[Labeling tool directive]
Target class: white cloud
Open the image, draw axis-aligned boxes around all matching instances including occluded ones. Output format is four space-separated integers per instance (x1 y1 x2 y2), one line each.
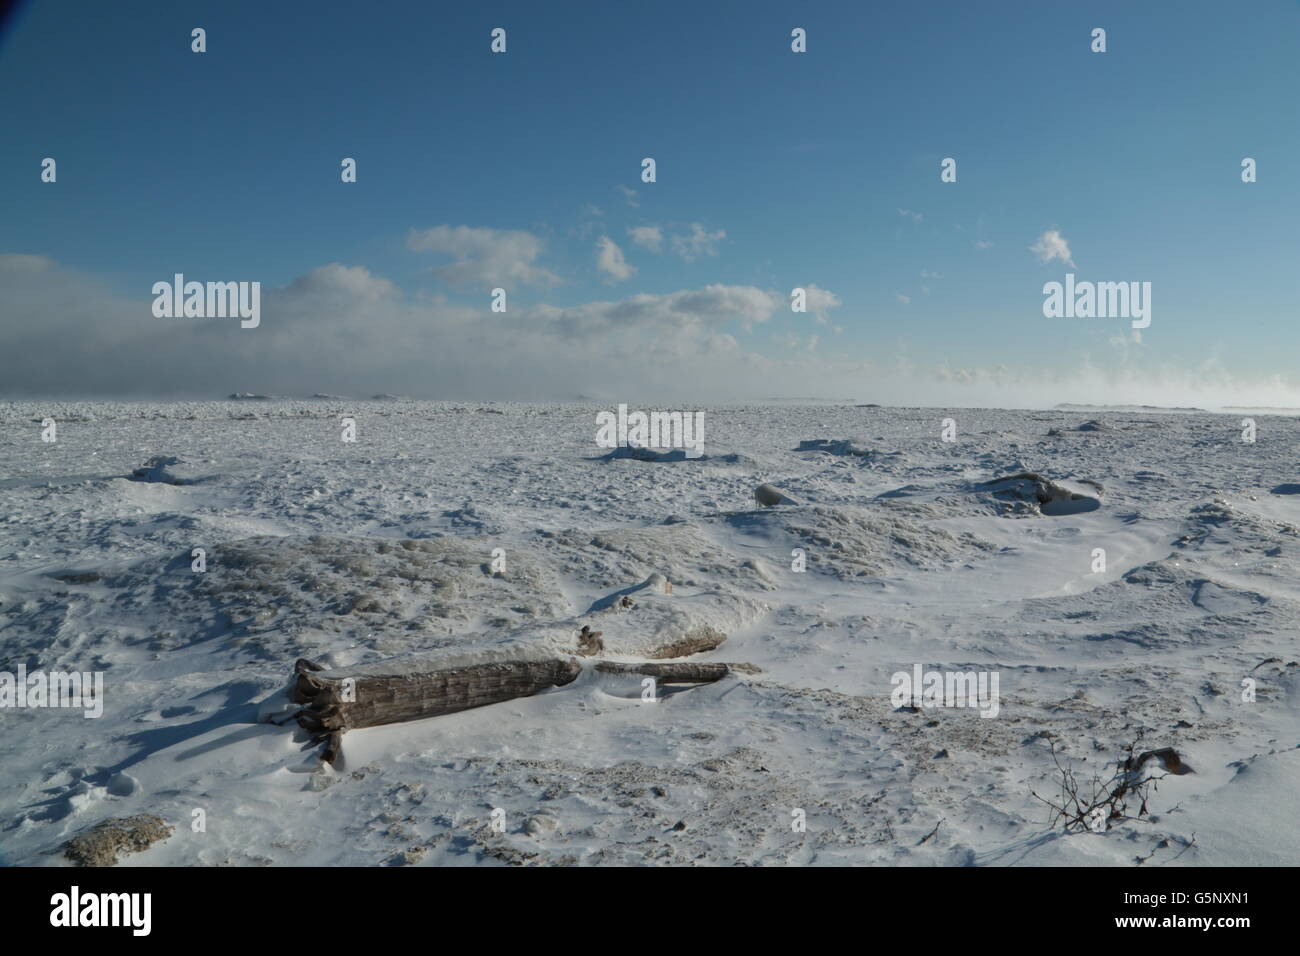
629 223 726 260
1030 229 1075 267
406 225 561 289
595 236 636 282
896 292 911 304
671 223 726 261
627 225 663 251
974 240 993 249
801 283 842 324
615 185 639 208
0 253 55 273
10 257 1294 409
898 208 923 223
280 263 399 304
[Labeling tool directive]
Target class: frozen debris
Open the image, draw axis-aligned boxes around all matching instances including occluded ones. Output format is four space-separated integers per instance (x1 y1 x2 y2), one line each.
1125 747 1194 776
128 455 196 485
599 446 753 465
980 472 1103 516
585 572 670 613
602 446 698 462
795 438 905 465
51 570 102 584
398 846 427 865
62 814 173 867
754 483 797 507
576 625 604 656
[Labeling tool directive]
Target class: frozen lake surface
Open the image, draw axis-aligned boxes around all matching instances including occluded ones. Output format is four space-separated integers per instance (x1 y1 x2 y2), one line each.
1 400 1297 866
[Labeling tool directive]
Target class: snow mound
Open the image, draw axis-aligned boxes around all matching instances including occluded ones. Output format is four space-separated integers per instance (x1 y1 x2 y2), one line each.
540 521 777 592
1170 749 1300 865
1048 420 1114 435
196 528 770 666
191 534 571 661
978 472 1103 516
723 504 997 578
585 583 768 659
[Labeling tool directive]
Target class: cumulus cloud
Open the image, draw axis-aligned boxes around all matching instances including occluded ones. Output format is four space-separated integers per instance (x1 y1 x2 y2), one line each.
615 185 639 208
671 223 726 261
595 236 636 282
630 223 725 260
627 225 663 251
896 292 911 304
800 283 842 324
406 225 561 289
898 208 923 222
1030 229 1075 267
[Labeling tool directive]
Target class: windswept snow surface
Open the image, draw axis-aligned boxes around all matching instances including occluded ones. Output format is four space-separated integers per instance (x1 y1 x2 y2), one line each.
1 400 1297 866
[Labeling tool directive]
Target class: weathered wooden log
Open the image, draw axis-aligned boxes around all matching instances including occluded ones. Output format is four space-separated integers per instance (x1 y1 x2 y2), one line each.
284 609 743 764
594 661 731 683
640 625 726 660
293 655 582 735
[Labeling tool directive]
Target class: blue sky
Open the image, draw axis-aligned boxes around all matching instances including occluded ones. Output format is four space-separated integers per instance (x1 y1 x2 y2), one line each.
1 0 1297 403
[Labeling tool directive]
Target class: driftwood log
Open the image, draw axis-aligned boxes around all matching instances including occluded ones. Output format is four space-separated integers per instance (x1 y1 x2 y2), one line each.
285 623 746 764
291 656 584 734
593 661 731 682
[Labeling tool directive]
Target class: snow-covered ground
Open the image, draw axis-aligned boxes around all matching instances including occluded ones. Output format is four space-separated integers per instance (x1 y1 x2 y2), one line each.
1 400 1297 866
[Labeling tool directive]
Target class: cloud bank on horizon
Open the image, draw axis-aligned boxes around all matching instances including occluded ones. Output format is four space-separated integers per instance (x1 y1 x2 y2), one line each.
3 251 1297 410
